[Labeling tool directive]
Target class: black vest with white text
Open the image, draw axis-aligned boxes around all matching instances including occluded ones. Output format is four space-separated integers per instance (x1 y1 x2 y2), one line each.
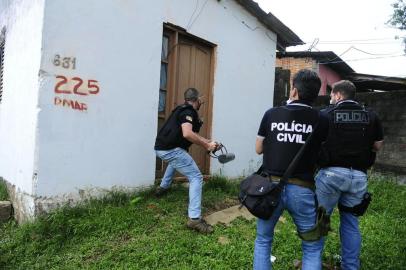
320 101 376 171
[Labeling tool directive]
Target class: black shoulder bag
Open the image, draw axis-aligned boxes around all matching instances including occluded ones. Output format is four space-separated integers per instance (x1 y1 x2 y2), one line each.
238 124 318 220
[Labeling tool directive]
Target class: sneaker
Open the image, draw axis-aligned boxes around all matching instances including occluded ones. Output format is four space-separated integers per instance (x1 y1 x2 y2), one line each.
155 186 169 197
186 218 214 234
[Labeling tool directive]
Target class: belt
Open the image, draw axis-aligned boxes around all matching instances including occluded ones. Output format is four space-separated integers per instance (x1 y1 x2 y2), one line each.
322 165 367 174
270 175 315 190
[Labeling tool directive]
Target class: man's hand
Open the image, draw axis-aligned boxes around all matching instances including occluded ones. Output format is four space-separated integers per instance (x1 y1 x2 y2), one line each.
206 141 217 152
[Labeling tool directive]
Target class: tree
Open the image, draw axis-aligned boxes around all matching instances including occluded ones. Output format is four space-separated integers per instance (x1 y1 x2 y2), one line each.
388 0 406 52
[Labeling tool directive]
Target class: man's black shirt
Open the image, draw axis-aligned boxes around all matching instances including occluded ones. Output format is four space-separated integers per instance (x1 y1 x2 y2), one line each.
155 104 202 151
257 101 329 182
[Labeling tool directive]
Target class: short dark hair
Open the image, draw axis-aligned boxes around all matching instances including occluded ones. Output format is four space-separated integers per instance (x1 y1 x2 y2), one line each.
292 69 321 103
184 88 199 101
332 80 356 100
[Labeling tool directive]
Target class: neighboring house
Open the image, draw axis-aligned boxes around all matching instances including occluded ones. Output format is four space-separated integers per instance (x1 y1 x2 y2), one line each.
275 50 406 178
0 0 302 222
274 51 406 103
274 51 355 105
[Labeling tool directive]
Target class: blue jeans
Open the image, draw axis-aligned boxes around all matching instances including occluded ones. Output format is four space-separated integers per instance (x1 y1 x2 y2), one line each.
315 167 368 270
253 184 323 270
156 148 203 219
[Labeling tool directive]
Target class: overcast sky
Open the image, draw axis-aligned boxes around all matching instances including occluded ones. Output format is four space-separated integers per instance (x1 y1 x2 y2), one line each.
255 0 406 77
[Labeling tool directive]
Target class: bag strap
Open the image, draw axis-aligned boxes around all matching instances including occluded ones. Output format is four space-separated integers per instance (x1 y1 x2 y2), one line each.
279 112 320 186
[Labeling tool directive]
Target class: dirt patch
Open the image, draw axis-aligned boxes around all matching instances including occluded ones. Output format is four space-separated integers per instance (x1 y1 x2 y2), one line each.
218 236 230 245
205 198 239 215
205 205 255 226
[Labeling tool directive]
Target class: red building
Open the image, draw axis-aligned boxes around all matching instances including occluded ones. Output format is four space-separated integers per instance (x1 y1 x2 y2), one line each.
276 51 354 96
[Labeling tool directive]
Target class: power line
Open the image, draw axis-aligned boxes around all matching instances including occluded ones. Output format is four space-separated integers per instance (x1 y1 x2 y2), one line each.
319 40 402 44
307 38 319 52
306 44 404 61
311 46 354 63
316 37 406 43
318 41 403 45
285 37 406 46
219 0 276 43
186 1 405 58
187 0 210 31
186 0 200 30
319 54 406 64
350 46 403 56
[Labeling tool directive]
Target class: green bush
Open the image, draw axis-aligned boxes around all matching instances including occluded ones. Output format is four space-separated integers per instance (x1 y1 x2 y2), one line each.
0 178 8 201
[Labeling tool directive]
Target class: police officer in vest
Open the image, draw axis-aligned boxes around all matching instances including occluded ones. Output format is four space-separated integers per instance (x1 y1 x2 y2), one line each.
154 88 217 234
254 69 329 270
315 80 384 270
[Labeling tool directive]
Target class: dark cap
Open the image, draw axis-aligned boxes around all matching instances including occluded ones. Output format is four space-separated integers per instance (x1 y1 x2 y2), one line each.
184 88 200 101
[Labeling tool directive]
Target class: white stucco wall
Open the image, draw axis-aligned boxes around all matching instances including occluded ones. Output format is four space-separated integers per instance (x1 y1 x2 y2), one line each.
36 0 163 198
0 0 44 218
8 0 277 201
36 0 276 197
162 0 277 177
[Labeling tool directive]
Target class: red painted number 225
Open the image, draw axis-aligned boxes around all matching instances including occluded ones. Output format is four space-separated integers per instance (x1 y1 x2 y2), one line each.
55 75 100 95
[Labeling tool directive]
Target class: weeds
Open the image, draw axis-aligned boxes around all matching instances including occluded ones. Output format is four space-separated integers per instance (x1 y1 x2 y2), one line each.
0 178 8 201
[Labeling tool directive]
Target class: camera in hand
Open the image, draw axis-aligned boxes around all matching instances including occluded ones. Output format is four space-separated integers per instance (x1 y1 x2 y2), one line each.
209 143 235 164
218 153 235 164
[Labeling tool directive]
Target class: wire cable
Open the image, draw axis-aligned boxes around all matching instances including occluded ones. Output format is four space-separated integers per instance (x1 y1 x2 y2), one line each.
187 0 209 31
319 54 406 64
219 0 276 43
186 0 200 31
350 46 403 56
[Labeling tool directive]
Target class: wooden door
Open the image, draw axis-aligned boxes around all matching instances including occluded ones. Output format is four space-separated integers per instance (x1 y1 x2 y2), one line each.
155 28 214 178
173 36 212 174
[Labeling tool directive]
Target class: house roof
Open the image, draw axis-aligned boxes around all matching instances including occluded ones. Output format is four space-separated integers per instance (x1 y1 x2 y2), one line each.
276 51 355 75
347 73 406 92
235 0 303 51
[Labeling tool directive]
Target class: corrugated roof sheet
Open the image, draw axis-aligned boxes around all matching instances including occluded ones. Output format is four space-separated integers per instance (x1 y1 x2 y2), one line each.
348 73 406 91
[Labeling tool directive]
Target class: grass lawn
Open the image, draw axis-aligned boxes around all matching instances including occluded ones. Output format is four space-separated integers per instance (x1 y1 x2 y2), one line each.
0 173 405 269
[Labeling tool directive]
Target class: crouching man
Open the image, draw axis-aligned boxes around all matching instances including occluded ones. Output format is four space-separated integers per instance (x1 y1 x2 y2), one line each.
154 88 217 234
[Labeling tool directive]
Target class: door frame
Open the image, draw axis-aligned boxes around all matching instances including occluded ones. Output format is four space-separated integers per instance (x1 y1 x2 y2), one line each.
160 23 217 175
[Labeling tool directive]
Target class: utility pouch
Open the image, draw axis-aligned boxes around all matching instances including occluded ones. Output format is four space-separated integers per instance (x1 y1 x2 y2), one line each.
238 173 282 220
338 192 372 217
298 206 331 241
